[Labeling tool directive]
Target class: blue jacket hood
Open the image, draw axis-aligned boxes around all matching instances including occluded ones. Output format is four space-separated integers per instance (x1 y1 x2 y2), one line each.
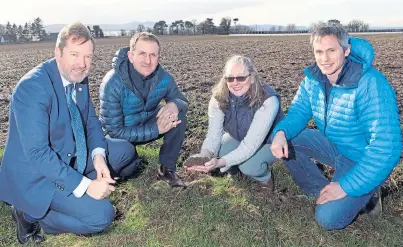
348 36 374 72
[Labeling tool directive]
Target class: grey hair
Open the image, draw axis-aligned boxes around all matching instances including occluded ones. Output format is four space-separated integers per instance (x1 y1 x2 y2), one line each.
310 23 349 51
212 55 268 110
56 22 95 52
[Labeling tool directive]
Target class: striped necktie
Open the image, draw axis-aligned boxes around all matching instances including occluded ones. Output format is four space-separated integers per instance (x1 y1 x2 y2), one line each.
66 84 87 174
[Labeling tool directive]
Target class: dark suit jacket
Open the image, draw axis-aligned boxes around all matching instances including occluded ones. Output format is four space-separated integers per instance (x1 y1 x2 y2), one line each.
0 58 106 218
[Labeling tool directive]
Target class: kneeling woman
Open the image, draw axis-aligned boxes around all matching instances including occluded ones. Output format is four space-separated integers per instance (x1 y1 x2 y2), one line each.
185 55 284 188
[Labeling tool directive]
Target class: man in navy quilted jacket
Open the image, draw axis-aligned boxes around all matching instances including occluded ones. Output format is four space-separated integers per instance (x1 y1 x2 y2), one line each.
270 23 402 230
99 32 188 187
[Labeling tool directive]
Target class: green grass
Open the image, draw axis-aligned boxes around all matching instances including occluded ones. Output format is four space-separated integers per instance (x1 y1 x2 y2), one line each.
1 147 403 246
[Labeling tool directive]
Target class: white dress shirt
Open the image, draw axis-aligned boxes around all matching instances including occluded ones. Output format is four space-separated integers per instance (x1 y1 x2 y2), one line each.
61 76 106 198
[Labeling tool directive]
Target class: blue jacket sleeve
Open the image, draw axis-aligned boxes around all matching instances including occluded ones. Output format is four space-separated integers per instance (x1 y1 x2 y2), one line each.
273 77 313 139
99 76 159 143
338 70 402 196
165 76 188 112
85 87 107 153
12 80 83 195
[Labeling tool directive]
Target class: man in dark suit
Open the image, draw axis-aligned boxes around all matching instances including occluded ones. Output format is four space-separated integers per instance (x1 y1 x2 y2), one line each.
0 22 137 244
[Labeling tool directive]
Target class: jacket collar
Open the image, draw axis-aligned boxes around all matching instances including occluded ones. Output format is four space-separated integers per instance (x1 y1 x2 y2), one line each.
304 57 363 87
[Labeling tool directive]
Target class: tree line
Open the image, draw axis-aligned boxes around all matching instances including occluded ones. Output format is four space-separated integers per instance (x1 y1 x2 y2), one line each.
0 17 46 42
0 16 385 43
314 19 370 32
120 18 373 36
119 17 248 36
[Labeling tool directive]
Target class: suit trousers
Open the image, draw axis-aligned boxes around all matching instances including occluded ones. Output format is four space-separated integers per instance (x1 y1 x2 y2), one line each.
38 137 137 235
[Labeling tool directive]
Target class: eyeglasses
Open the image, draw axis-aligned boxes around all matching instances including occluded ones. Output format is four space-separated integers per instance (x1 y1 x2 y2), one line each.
224 74 250 83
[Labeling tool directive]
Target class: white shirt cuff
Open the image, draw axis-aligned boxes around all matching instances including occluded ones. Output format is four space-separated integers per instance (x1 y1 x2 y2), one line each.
73 177 91 198
92 147 106 161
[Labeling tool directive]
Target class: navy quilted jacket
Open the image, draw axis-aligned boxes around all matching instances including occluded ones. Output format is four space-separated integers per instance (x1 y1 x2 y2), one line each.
99 47 188 142
273 37 402 196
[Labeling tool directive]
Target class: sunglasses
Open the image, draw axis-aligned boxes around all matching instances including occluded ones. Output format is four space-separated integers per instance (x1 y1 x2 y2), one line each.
224 74 250 83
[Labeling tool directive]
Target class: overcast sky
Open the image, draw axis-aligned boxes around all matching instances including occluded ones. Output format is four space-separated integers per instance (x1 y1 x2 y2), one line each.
1 0 402 27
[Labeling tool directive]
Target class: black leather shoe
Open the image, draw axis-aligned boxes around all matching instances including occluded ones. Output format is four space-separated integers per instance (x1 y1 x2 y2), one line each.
11 206 45 244
157 166 186 188
361 187 382 216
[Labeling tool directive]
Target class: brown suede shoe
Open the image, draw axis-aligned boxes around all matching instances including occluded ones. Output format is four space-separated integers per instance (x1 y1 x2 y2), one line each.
258 179 274 191
157 166 186 188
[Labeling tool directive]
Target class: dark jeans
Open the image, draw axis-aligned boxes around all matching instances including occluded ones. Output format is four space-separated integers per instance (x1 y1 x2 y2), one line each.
81 137 140 179
132 110 187 172
283 129 375 230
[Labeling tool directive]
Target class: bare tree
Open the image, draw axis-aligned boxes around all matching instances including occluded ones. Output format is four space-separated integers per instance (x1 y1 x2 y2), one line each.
137 24 145 32
286 24 296 32
327 19 341 25
347 19 369 32
0 24 5 41
191 19 197 34
310 21 326 30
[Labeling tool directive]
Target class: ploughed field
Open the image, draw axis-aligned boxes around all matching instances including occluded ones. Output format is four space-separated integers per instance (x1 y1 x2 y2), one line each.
0 34 402 179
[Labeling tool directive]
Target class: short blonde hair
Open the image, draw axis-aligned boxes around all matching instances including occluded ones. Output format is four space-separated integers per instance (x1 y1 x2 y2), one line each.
130 32 160 54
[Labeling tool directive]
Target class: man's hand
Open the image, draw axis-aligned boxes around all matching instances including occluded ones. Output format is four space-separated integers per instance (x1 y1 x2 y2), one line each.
270 131 289 159
157 102 181 134
316 182 347 205
157 102 179 121
93 154 112 181
87 154 116 200
87 179 115 200
185 158 226 173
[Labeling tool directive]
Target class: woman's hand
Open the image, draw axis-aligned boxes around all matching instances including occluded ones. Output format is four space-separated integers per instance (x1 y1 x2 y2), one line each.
185 158 226 173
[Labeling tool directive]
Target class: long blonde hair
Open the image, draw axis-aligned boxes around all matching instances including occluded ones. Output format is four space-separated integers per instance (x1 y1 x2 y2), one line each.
212 55 268 110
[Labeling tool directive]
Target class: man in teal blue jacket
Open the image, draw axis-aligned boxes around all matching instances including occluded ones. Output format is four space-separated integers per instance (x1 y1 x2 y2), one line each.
270 23 402 230
100 32 188 187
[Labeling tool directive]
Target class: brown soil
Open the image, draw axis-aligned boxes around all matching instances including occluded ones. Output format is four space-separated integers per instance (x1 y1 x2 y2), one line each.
1 34 402 164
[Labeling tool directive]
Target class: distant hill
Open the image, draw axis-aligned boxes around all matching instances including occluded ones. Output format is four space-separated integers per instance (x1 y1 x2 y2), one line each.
45 21 155 33
250 24 309 31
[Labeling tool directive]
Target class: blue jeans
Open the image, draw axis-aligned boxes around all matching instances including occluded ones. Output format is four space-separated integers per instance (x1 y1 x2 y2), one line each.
219 133 276 183
283 129 375 230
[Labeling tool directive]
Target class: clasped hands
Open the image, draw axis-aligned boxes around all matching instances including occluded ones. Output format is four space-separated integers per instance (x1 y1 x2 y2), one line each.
157 102 181 134
86 155 116 200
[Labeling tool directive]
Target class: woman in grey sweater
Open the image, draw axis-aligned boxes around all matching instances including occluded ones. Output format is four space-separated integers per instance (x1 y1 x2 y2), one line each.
185 55 284 188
